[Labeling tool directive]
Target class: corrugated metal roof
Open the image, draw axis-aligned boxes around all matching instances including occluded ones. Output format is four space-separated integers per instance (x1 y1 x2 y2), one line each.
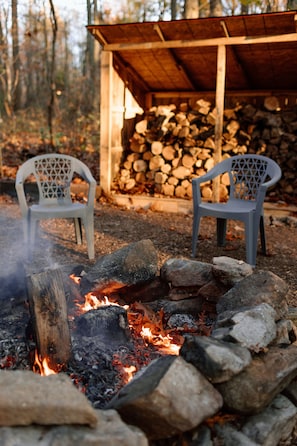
88 11 297 107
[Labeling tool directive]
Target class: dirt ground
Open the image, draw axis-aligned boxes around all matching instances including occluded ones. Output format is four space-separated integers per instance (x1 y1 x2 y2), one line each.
1 191 296 307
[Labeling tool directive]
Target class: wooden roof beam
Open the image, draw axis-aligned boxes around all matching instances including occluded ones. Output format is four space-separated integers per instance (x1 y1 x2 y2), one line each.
101 32 297 51
153 24 166 41
92 29 108 45
220 20 252 89
220 20 230 37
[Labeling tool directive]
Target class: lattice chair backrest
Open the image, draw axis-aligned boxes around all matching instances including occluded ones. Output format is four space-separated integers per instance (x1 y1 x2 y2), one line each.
33 156 74 205
229 156 270 201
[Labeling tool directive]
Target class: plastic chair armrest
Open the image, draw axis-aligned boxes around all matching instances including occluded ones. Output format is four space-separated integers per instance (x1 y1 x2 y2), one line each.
76 166 96 206
255 179 277 212
15 181 29 217
192 166 227 206
87 179 96 207
262 176 280 190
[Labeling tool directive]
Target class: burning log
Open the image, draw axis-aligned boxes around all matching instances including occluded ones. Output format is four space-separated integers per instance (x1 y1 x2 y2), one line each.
75 305 131 349
27 269 72 371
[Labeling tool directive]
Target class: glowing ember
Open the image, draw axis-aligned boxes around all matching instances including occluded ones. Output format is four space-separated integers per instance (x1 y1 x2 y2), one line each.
79 292 103 312
140 326 153 340
140 326 181 355
77 293 128 313
122 365 137 383
33 351 57 376
69 273 81 285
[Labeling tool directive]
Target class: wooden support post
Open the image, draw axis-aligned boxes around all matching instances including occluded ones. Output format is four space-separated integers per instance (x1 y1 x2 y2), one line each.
27 269 72 371
100 50 113 194
213 44 226 203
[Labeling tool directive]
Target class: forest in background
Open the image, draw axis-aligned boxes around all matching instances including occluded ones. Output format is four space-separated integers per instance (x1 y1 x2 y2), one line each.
0 0 296 172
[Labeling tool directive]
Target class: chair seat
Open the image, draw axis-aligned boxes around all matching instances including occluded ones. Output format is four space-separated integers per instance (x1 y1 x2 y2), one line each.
30 202 86 219
199 199 256 217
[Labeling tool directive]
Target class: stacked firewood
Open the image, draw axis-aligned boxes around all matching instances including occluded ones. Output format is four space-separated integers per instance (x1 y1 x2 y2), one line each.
113 97 297 203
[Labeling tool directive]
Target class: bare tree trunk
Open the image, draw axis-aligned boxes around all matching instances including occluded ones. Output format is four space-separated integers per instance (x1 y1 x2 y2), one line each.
11 0 21 111
158 0 167 19
93 0 100 114
24 3 33 106
241 1 249 14
209 0 222 16
0 8 13 116
41 3 50 109
183 0 199 18
48 0 57 147
287 0 297 8
83 0 99 114
171 0 177 19
63 21 69 95
264 0 281 11
82 0 94 114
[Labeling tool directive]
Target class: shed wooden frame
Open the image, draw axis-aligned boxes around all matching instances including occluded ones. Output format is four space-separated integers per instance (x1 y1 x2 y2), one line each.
88 11 297 197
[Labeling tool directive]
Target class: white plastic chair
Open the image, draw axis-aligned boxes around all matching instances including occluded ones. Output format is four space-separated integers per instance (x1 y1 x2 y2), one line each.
192 154 281 266
15 154 96 260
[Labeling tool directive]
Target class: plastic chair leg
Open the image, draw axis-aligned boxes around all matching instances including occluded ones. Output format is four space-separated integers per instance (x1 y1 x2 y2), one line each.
29 218 38 245
192 212 201 257
74 218 82 245
83 216 95 260
22 218 29 244
259 215 266 255
245 215 257 266
217 218 227 246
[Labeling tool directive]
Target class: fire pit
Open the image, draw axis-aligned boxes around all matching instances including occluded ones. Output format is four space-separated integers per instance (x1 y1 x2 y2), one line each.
0 261 197 409
1 240 297 445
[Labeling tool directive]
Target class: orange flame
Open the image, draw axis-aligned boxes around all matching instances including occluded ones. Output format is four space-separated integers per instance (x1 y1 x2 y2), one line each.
77 292 128 313
122 365 137 383
69 273 81 285
79 292 103 312
140 326 181 355
33 351 57 376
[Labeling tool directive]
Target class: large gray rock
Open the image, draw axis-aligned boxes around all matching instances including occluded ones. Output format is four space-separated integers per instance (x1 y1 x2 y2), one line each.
242 394 297 446
215 423 260 446
80 239 158 295
148 296 204 317
107 355 223 440
283 380 297 406
191 425 213 445
196 278 229 303
0 410 148 446
216 270 288 320
180 335 252 383
274 319 296 346
215 345 297 414
160 259 213 287
0 371 97 427
212 256 253 286
212 303 277 352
